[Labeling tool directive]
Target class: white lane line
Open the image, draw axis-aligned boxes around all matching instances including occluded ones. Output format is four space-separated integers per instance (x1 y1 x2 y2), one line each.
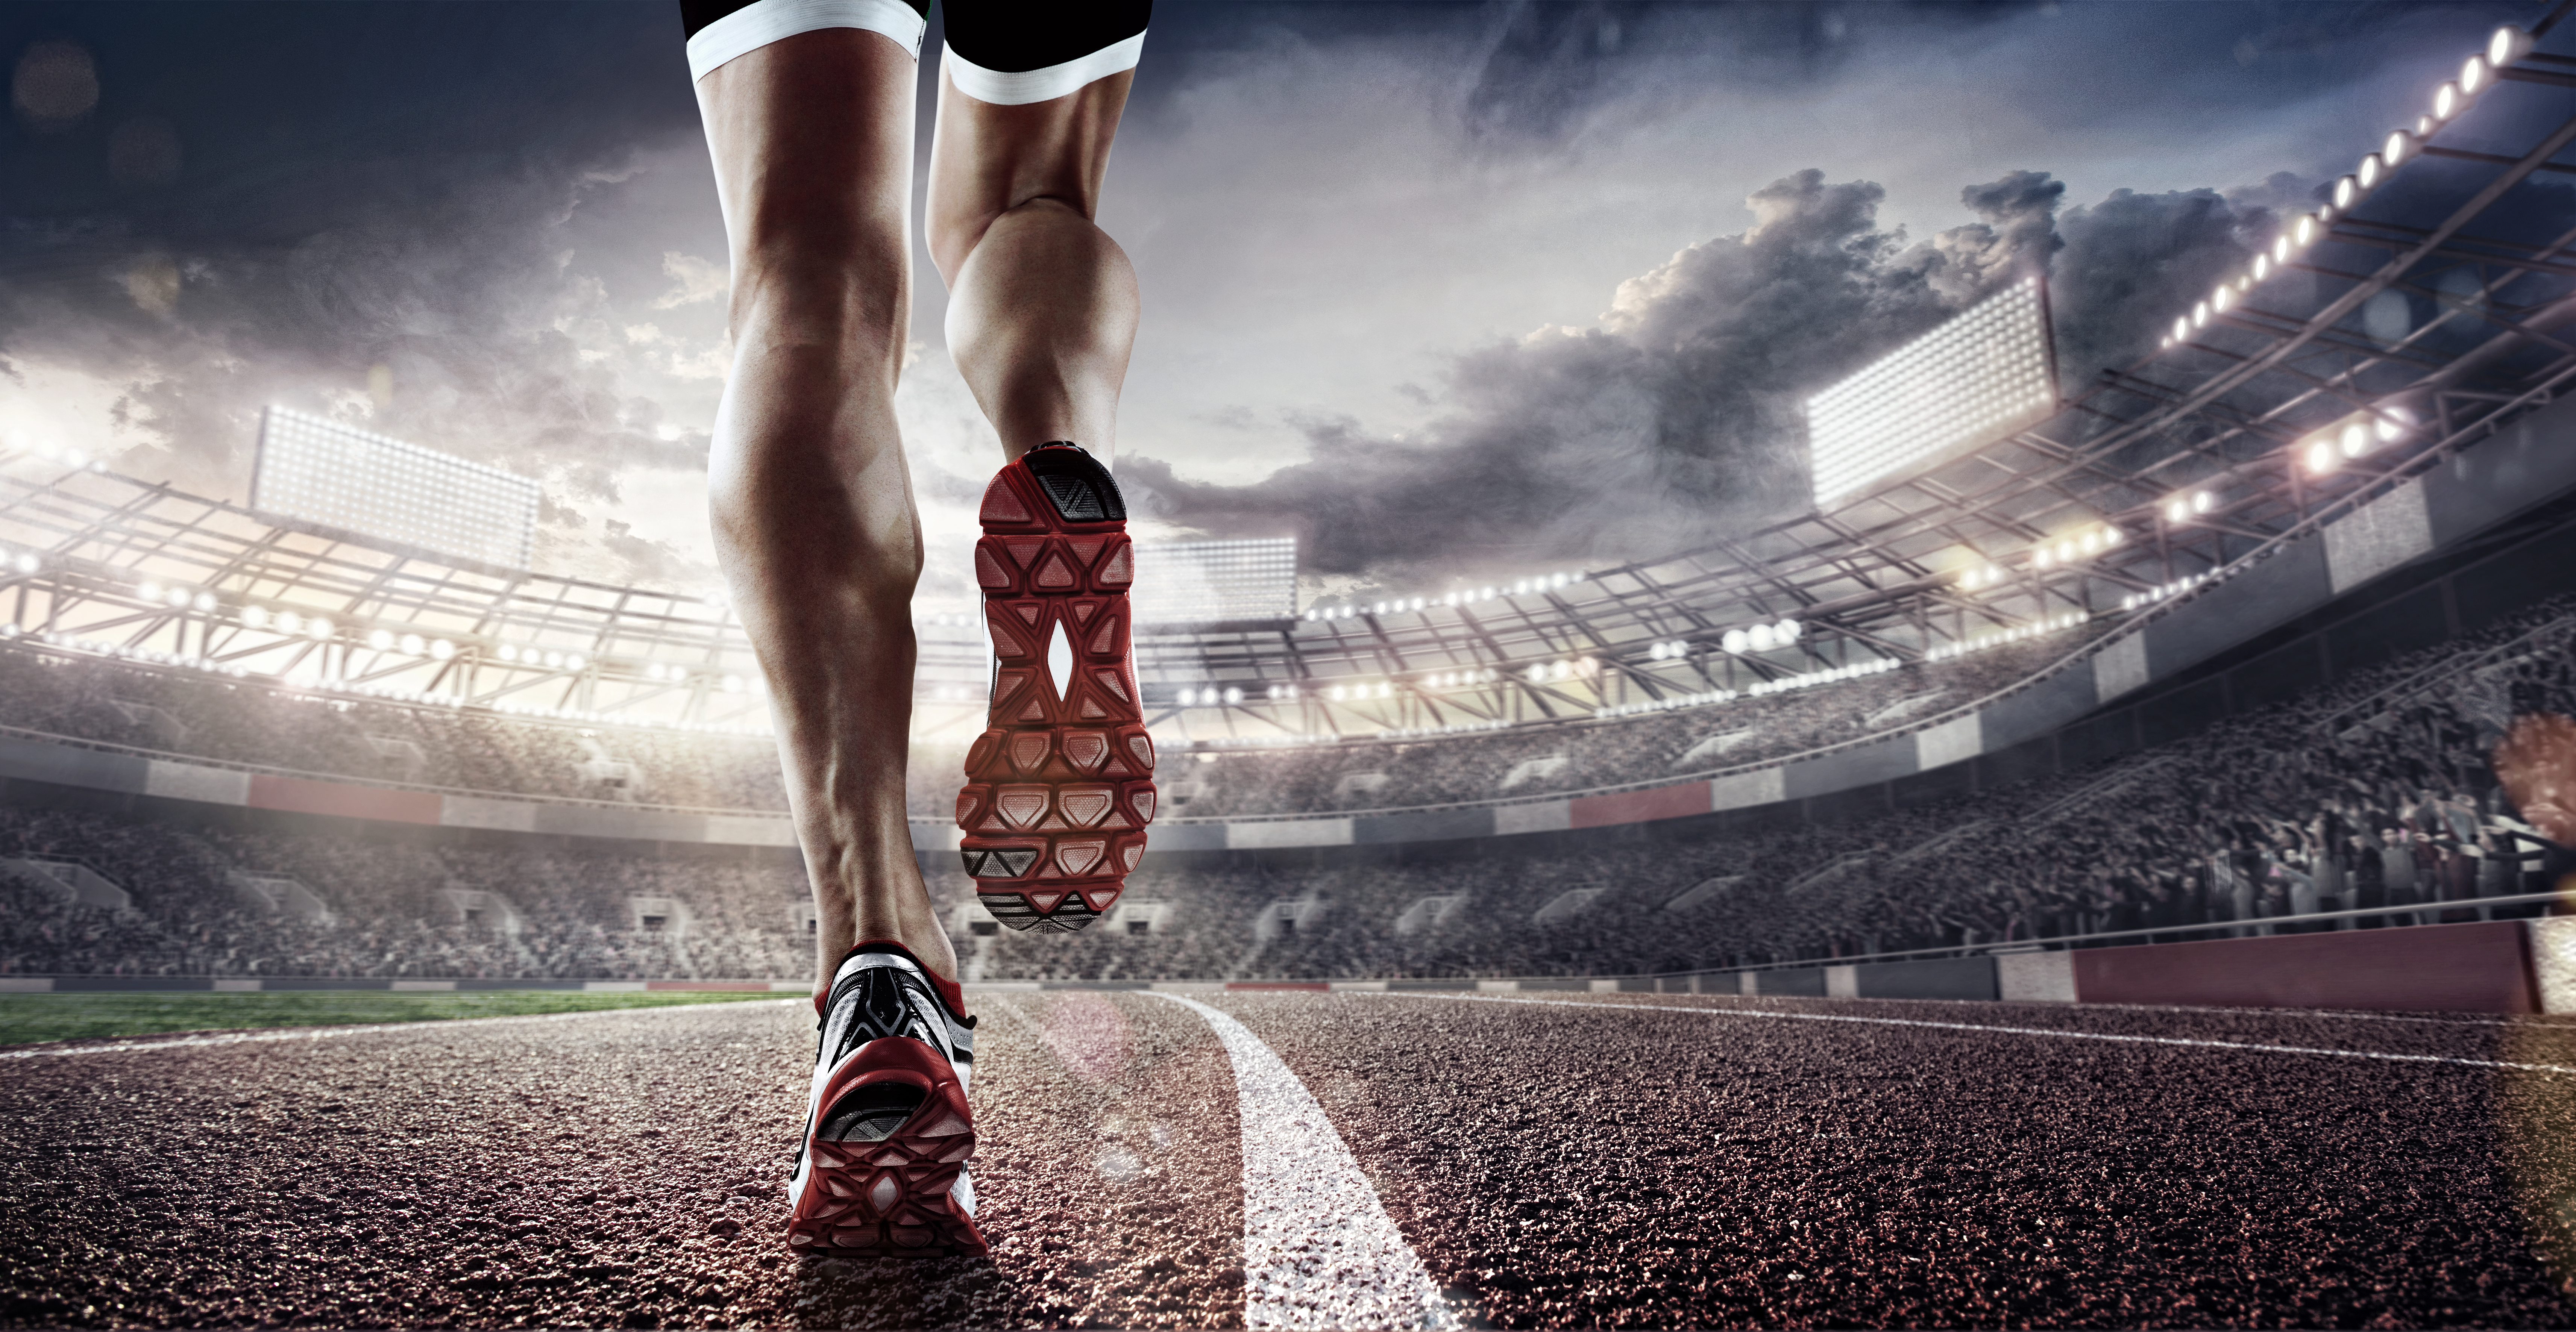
1145 991 1458 1332
3 998 801 1059
1378 992 2576 1076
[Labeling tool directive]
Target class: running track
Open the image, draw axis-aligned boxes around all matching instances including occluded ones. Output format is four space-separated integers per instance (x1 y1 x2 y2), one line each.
5 991 2576 1327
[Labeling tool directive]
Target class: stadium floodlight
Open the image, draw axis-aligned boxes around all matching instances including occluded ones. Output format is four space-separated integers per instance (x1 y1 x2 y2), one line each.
2271 235 2291 264
2212 284 2234 314
1777 618 1802 642
252 406 539 569
2252 254 2271 282
2492 25 2530 68
2433 81 2461 120
399 633 425 656
138 580 161 602
2171 316 2190 343
306 617 332 639
2340 423 2370 458
192 592 214 612
1802 277 2055 509
2461 53 2490 95
1721 628 1749 654
2383 131 2412 167
166 587 189 608
721 673 743 693
367 629 394 650
12 555 33 574
2305 440 2338 475
2192 300 2210 329
1224 686 1244 705
428 639 455 661
2294 214 2319 246
1748 623 1776 652
241 606 269 630
2357 152 2385 191
2193 490 2213 514
2332 176 2358 210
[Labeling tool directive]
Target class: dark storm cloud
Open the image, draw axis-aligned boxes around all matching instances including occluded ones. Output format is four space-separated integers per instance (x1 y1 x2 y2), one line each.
0 1 711 580
1129 165 2310 583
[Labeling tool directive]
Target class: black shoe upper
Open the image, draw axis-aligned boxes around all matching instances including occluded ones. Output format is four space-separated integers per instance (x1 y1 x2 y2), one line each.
1023 441 1126 523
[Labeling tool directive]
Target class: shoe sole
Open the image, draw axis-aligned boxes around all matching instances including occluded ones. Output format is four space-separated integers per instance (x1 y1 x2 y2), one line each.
787 1038 986 1258
956 451 1156 933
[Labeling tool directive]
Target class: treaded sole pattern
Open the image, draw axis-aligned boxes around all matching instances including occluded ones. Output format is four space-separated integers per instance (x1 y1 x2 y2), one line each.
787 1038 986 1258
956 447 1155 933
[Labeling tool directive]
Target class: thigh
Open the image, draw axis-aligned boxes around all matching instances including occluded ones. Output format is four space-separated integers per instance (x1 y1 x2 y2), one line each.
690 11 921 291
923 0 1148 280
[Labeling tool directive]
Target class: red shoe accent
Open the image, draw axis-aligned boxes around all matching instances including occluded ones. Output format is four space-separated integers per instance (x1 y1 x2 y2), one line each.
957 445 1154 933
787 1037 985 1258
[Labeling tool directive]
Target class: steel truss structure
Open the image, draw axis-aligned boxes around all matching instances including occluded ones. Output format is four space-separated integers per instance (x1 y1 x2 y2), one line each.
0 6 2569 750
1100 2 2576 749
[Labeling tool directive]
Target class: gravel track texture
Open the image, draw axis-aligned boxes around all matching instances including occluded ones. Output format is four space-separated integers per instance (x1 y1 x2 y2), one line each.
3 990 2573 1328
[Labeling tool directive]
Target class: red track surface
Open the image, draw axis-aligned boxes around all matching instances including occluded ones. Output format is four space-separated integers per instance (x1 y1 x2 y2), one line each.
5 993 2576 1327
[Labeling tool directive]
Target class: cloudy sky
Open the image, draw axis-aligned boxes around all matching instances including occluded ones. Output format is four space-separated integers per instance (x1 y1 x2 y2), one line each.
0 0 2529 608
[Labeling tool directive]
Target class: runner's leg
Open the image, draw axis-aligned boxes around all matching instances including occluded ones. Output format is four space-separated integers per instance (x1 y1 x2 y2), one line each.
927 66 1140 462
692 26 961 994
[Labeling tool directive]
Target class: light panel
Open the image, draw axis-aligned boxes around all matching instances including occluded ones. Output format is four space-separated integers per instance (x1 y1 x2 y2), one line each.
1804 277 2056 510
252 406 539 568
1130 537 1297 624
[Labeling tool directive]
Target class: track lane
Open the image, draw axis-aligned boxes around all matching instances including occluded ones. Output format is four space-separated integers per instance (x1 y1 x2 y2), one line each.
8 989 2575 1328
1206 991 2576 1328
0 994 1248 1329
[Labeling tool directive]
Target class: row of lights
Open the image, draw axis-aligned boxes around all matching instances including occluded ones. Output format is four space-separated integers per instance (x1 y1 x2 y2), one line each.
1956 525 2125 590
1644 639 1693 661
495 643 587 671
2119 573 2209 613
1720 619 1804 655
1186 732 1342 750
1746 655 1900 697
1421 668 1502 689
15 444 105 472
2161 490 2218 525
1525 656 1602 685
22 630 257 679
364 628 459 661
1921 611 2092 663
1376 720 1511 740
2301 408 2415 476
1303 571 1589 622
0 547 38 576
2162 24 2530 353
1596 688 1740 720
237 604 334 639
1175 685 1246 707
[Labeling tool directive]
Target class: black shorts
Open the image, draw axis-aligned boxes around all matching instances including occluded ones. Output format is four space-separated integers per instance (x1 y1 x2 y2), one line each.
681 0 1150 105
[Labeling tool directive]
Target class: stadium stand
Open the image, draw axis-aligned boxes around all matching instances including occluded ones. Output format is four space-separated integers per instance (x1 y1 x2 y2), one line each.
0 618 2092 820
6 591 2565 984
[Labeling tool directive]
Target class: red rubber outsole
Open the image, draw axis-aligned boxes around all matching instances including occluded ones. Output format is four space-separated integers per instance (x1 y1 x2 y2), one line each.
787 1038 986 1258
956 451 1155 933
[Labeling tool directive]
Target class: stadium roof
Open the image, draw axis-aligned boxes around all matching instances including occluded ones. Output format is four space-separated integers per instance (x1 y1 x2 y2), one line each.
1 11 2570 747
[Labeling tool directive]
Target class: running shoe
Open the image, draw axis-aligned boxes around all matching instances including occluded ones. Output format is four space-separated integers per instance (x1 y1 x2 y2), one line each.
956 441 1156 933
787 943 984 1257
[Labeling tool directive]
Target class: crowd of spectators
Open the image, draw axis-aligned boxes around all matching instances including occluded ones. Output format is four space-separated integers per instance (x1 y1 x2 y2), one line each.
0 646 792 809
0 618 2098 821
0 595 2566 983
0 806 812 980
950 593 2576 980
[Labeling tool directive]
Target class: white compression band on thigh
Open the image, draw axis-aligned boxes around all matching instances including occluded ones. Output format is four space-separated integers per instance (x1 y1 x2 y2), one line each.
686 0 925 81
941 31 1145 107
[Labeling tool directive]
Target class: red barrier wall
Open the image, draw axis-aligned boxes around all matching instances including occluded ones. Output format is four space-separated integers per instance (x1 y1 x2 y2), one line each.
1570 782 1710 829
2071 921 2539 1014
246 775 442 825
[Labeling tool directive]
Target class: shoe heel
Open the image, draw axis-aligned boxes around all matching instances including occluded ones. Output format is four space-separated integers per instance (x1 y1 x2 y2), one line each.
790 1040 985 1257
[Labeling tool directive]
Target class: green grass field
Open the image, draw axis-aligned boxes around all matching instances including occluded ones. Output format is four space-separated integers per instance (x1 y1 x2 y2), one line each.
0 988 801 1047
